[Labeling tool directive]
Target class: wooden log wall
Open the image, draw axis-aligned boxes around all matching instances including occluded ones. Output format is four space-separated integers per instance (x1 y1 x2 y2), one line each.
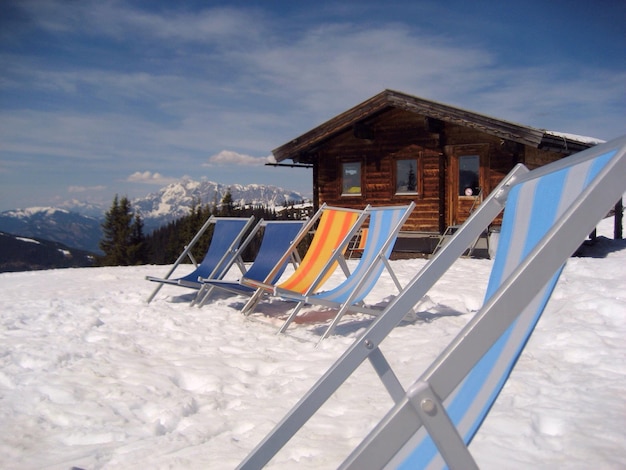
314 108 567 234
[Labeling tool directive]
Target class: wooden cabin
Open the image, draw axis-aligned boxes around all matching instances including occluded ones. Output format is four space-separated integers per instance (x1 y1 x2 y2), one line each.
271 89 599 253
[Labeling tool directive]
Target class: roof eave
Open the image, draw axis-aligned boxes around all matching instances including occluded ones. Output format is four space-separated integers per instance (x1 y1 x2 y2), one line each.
272 90 391 162
538 132 597 154
272 90 596 162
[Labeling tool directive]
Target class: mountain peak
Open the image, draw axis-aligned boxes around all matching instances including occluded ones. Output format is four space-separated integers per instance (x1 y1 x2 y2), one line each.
133 179 309 230
4 207 70 218
0 179 311 253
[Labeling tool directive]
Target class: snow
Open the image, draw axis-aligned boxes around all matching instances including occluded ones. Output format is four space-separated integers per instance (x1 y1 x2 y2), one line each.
15 236 40 245
0 218 624 469
545 130 606 145
4 207 70 218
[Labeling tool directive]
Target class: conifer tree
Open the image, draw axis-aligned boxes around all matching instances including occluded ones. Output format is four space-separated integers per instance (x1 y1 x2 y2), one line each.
128 212 147 265
407 165 417 192
219 189 235 216
99 195 145 266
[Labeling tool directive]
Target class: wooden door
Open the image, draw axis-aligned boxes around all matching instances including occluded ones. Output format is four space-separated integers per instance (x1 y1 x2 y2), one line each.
447 144 489 227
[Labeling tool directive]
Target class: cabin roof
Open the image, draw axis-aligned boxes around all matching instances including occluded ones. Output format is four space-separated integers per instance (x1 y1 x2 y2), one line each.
272 89 599 163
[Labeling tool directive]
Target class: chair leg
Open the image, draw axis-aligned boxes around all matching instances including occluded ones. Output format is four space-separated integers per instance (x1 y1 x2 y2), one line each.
241 289 263 315
146 283 164 304
277 301 306 334
190 285 204 307
194 284 215 307
318 304 352 344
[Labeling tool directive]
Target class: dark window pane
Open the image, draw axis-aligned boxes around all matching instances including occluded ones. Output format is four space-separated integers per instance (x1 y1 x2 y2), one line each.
396 160 418 194
342 162 361 195
459 155 480 196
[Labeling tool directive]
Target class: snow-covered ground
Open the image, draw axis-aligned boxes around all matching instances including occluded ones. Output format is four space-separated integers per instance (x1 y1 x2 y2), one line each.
0 218 624 469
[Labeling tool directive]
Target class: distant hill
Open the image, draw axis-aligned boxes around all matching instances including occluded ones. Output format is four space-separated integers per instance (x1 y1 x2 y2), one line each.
0 180 310 257
0 208 103 253
0 231 97 273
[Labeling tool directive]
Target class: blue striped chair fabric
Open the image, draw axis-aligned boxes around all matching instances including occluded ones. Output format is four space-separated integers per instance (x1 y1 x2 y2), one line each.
237 135 626 470
275 203 415 338
389 145 620 469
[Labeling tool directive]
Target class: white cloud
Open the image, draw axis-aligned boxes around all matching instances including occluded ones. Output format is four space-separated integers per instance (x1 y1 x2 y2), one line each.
204 150 272 167
68 185 107 193
118 6 266 43
126 171 178 185
239 22 495 116
7 2 624 149
19 0 266 46
2 1 625 213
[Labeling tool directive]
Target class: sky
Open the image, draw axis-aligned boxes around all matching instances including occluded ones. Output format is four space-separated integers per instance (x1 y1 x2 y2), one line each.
1 0 625 212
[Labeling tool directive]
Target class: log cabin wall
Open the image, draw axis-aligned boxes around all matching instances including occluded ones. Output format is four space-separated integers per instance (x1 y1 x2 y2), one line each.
524 146 569 169
313 108 544 234
273 91 596 246
315 108 441 232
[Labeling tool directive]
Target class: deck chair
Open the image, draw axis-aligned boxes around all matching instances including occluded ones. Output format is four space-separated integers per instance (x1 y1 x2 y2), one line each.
193 219 307 306
237 134 626 470
239 204 368 315
276 203 415 342
145 216 256 303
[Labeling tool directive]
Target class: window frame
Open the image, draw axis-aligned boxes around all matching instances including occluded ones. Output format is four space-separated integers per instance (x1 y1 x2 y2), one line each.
391 152 424 200
393 157 421 196
340 160 363 197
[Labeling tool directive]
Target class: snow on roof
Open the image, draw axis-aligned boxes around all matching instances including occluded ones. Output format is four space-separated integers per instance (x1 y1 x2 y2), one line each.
545 131 606 145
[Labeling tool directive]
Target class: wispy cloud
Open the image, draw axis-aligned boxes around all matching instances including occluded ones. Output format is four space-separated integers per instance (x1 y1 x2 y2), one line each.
68 185 107 193
204 150 273 167
5 1 623 149
243 22 495 111
1 1 624 211
16 0 266 45
126 171 179 185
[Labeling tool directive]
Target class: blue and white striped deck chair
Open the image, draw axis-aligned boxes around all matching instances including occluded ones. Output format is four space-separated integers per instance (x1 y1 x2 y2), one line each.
237 134 626 469
276 203 415 342
146 216 256 303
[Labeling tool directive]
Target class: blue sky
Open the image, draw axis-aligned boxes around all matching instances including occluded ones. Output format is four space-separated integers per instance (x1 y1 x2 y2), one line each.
1 0 624 212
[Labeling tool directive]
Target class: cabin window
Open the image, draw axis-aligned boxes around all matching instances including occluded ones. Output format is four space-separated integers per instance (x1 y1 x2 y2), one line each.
395 159 418 195
458 155 480 196
341 161 362 195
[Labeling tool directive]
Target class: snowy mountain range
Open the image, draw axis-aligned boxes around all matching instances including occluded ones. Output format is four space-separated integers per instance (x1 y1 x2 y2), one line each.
132 178 309 232
0 207 103 253
0 180 310 254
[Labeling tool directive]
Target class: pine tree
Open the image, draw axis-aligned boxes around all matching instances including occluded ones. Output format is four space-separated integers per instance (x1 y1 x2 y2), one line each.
140 196 313 265
407 165 417 192
127 212 146 265
99 195 145 266
219 189 235 216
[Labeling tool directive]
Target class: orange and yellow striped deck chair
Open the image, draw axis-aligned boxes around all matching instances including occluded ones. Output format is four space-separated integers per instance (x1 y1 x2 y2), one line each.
240 204 368 315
